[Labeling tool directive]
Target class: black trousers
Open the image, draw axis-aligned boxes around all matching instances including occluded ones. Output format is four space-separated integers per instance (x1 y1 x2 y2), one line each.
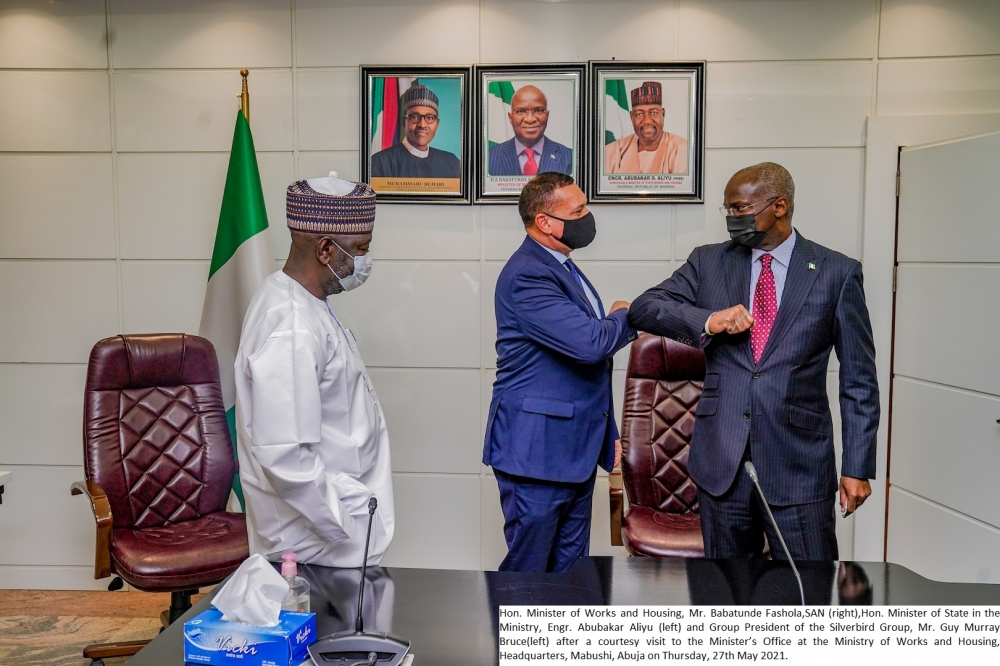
698 444 839 561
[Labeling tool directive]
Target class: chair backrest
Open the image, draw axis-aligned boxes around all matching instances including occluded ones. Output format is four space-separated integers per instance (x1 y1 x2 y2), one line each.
83 334 235 531
621 334 706 515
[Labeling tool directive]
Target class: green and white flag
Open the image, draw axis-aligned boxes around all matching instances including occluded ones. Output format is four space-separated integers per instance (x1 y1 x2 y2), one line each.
604 79 632 145
487 80 515 149
199 110 274 511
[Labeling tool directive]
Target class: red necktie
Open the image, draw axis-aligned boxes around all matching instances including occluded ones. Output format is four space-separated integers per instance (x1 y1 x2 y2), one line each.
751 254 776 364
522 148 538 175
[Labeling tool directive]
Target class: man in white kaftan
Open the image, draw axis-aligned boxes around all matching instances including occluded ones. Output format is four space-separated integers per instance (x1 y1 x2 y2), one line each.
235 174 393 567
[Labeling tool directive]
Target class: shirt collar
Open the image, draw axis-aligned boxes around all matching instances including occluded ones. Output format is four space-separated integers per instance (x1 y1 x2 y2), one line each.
402 137 429 158
752 228 797 268
515 137 544 158
532 237 568 265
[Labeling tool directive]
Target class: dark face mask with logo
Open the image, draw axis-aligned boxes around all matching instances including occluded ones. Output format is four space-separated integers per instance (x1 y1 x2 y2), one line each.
546 211 597 250
725 198 776 249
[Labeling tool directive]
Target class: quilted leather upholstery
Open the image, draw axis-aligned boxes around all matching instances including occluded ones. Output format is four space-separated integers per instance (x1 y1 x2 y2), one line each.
84 334 248 590
620 334 707 558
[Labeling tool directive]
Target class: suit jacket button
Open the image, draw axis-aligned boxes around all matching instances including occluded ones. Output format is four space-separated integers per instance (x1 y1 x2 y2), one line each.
743 411 751 419
603 411 609 418
752 371 760 378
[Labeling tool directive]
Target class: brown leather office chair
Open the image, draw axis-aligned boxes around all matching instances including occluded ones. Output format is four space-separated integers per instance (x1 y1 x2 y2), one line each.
610 333 706 558
72 334 249 664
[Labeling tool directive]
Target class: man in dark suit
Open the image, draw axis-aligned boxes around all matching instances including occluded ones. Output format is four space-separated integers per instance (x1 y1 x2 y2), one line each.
488 85 574 177
484 172 635 572
628 162 878 561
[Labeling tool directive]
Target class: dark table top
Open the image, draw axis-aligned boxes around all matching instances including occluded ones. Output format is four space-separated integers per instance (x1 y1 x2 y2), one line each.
129 557 1000 666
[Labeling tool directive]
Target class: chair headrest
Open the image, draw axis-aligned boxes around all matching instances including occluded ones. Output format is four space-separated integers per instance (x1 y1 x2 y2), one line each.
86 334 221 391
627 333 706 382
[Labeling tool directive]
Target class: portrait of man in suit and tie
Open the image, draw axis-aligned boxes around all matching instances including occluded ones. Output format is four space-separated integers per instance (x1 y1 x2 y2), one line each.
488 85 574 177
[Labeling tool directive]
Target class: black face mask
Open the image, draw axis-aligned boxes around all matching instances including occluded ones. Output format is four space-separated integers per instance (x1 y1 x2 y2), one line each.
547 211 597 250
725 199 775 249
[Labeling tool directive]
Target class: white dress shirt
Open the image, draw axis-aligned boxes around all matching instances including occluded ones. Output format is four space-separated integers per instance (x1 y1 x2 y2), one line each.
235 271 394 567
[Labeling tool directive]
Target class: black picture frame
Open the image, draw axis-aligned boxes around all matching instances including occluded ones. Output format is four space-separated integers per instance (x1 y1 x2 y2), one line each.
588 61 706 203
360 65 472 204
474 63 588 204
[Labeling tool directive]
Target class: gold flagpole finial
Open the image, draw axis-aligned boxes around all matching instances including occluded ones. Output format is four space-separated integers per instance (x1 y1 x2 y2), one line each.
238 69 250 122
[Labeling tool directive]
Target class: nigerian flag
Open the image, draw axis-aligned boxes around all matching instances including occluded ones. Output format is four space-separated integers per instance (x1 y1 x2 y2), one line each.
199 110 274 511
487 80 515 150
604 79 632 145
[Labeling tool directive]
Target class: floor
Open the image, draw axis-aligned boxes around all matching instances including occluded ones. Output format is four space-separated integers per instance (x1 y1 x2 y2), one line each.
0 590 203 665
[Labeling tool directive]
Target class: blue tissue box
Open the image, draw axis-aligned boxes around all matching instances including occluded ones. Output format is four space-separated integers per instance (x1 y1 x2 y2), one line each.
184 608 316 666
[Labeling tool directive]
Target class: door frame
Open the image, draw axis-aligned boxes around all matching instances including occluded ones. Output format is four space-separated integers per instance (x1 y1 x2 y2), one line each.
855 113 1000 562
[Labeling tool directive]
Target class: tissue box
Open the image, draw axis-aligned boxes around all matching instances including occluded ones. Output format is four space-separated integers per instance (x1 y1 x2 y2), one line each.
184 608 316 666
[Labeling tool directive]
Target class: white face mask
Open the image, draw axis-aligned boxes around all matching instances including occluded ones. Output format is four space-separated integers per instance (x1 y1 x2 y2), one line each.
327 240 372 292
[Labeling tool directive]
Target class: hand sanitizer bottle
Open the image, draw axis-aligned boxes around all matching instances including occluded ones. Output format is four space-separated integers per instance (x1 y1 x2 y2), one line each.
280 552 310 613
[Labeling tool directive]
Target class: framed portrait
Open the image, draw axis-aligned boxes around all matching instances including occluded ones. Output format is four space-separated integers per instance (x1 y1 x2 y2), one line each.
474 63 587 203
588 61 706 203
361 66 472 204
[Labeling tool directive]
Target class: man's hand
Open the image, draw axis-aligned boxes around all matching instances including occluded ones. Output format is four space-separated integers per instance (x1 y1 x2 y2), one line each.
839 476 871 517
708 305 755 335
610 300 631 313
614 439 622 469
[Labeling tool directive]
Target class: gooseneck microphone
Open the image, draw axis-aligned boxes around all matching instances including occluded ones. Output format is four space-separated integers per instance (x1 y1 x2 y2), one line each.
744 461 806 606
307 495 411 666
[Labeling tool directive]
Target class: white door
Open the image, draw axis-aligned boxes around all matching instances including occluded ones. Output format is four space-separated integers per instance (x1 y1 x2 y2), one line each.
887 131 1000 583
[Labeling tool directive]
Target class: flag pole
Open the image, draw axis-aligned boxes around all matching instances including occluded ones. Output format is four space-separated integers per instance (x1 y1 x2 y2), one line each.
239 68 250 122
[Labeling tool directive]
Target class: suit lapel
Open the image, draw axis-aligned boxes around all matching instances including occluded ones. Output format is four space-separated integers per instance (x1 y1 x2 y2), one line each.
522 238 597 317
724 243 754 366
757 235 821 366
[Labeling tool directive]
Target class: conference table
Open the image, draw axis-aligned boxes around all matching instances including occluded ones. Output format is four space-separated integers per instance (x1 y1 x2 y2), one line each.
128 557 1000 665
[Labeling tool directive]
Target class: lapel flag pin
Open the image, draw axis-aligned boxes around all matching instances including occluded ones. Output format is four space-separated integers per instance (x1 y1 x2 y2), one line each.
808 262 816 270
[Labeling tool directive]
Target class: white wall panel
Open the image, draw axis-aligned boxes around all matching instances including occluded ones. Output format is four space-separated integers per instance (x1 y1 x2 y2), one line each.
0 260 118 364
114 70 293 152
888 487 1000 584
295 0 480 67
0 71 111 152
898 132 1000 263
879 0 1000 58
483 205 673 262
891 378 1000 529
679 0 876 61
481 261 504 370
0 566 109 591
0 0 107 69
256 154 297 260
877 57 1000 117
707 61 872 148
296 69 359 152
368 206 480 261
121 260 209 335
482 1 676 62
0 466 95 567
109 0 292 69
0 154 115 259
0 364 87 467
368 368 482 474
676 148 864 260
332 261 480 368
298 151 360 182
381 474 481 570
894 265 1000 397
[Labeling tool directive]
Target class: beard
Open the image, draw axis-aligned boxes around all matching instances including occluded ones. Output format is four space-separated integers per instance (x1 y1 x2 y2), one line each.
322 268 343 296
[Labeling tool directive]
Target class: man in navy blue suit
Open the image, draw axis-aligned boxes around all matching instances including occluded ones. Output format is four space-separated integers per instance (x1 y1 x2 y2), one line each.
628 162 879 561
484 172 635 572
488 86 574 177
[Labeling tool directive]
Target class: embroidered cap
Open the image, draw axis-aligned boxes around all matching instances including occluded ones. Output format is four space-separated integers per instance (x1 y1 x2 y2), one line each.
631 81 662 107
286 179 376 234
401 84 439 112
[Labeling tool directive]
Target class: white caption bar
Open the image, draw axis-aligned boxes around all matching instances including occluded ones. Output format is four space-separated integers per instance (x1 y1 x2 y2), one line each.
498 606 1000 664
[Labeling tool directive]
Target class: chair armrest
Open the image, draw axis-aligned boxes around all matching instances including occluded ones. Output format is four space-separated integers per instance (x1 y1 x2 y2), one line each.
609 469 624 547
71 480 113 579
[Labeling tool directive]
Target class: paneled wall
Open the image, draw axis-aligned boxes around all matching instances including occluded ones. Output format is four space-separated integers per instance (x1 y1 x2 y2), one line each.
1 0 999 589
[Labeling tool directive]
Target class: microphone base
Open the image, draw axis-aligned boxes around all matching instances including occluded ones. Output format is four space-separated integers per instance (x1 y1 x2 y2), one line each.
308 630 410 665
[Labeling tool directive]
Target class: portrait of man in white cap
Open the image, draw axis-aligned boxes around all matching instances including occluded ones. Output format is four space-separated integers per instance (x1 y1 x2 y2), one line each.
605 81 688 175
370 84 461 179
234 173 394 568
